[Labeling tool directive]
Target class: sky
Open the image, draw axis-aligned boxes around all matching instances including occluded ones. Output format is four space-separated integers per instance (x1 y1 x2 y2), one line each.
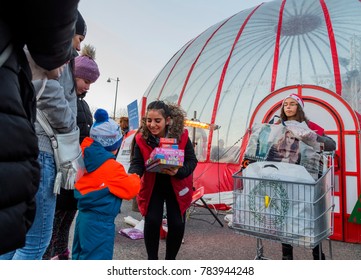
78 0 272 116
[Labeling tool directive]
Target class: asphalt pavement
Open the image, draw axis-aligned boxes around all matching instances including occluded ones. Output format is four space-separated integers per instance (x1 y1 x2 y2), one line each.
69 199 361 260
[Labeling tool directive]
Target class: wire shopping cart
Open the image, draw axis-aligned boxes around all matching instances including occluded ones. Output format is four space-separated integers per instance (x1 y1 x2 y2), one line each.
230 158 335 260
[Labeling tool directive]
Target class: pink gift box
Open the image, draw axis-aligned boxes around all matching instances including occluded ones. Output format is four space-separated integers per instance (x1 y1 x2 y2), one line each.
149 148 184 162
146 159 183 173
160 138 177 144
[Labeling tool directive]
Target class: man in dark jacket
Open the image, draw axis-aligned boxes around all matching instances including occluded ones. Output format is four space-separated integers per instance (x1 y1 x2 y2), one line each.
0 0 79 255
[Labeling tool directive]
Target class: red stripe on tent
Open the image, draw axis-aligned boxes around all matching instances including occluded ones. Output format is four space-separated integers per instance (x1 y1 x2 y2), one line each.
320 0 342 95
178 16 235 104
270 0 286 92
141 96 147 117
156 37 198 102
207 4 263 159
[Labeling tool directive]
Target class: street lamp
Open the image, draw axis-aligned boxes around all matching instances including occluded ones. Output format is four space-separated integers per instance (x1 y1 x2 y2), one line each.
107 77 120 119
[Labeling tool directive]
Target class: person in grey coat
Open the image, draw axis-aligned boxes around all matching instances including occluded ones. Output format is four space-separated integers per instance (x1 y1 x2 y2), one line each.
44 44 100 260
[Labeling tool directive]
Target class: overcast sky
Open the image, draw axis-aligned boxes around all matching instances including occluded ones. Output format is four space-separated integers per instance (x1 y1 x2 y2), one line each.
78 0 272 115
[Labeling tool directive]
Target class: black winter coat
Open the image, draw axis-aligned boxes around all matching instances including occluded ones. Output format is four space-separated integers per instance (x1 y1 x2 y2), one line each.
0 0 79 255
77 96 93 144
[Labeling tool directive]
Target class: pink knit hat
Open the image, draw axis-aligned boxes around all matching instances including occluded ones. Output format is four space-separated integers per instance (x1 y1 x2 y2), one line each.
282 93 304 109
74 56 100 83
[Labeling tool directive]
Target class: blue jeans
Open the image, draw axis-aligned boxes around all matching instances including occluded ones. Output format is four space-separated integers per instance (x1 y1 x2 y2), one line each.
0 151 56 260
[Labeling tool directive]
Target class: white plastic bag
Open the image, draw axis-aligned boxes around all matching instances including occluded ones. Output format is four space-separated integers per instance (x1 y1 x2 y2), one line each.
240 161 320 243
243 161 315 183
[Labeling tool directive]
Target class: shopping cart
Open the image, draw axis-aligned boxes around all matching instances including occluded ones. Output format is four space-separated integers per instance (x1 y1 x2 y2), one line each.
230 157 334 260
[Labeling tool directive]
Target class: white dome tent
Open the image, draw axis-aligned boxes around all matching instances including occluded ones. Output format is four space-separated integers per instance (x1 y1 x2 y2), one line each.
140 0 361 243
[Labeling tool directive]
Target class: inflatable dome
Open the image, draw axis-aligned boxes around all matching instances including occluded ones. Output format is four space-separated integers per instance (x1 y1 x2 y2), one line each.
140 0 361 242
143 0 360 160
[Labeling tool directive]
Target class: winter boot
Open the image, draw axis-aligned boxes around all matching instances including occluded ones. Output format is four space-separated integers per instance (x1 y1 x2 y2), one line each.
312 245 326 260
282 243 293 260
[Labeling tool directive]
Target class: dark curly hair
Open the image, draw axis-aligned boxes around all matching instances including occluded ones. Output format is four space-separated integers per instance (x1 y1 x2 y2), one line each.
140 100 186 141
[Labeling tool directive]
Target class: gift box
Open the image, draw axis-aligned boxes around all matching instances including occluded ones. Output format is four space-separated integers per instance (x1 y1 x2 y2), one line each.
160 137 177 145
160 144 179 149
146 158 183 172
149 147 184 162
146 140 184 173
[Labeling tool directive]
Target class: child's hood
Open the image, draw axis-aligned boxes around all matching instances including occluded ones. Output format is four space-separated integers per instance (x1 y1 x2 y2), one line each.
81 137 115 172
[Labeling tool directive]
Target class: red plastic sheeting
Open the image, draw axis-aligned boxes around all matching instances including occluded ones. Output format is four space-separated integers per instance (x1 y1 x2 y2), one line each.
192 162 239 194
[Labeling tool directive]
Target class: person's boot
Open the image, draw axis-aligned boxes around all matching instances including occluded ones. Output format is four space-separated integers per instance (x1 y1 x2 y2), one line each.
282 243 293 260
312 252 326 260
312 246 326 260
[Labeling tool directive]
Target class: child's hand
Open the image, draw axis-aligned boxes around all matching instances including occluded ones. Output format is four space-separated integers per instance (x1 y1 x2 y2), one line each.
161 167 179 176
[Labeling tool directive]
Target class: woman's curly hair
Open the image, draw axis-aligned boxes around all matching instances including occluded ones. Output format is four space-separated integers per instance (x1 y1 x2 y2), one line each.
140 100 186 141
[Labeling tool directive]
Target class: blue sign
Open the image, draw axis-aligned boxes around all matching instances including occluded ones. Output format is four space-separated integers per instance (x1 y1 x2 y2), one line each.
127 100 139 131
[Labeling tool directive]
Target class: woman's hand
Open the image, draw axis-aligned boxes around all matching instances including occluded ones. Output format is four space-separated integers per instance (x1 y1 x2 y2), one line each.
161 167 179 176
300 130 317 142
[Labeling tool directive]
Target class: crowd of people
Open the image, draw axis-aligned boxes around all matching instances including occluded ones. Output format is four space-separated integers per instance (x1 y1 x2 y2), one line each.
0 0 80 257
0 2 197 260
0 2 337 261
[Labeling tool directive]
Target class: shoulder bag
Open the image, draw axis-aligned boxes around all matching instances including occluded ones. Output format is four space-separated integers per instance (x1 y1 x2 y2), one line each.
35 78 85 194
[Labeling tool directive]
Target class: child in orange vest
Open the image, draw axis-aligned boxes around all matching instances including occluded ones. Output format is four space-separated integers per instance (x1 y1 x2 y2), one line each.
72 109 140 259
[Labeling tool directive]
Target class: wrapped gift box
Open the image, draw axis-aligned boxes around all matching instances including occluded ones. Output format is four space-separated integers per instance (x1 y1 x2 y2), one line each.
146 138 184 173
160 137 177 145
146 158 183 172
160 144 179 149
149 147 184 162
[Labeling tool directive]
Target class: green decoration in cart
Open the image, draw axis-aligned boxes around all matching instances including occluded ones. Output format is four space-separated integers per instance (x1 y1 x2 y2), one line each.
249 181 289 228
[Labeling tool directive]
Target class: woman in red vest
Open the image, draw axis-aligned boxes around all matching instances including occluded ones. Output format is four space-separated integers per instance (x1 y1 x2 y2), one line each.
129 100 197 260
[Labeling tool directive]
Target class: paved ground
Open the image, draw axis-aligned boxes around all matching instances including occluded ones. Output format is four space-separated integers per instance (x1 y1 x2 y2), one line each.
70 199 361 260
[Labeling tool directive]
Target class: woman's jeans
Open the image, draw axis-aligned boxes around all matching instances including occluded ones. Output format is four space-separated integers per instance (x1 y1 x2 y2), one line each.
0 151 56 260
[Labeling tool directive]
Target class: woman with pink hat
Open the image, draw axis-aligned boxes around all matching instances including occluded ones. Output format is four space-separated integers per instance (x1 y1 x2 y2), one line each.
277 93 336 260
43 14 100 261
45 43 101 260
